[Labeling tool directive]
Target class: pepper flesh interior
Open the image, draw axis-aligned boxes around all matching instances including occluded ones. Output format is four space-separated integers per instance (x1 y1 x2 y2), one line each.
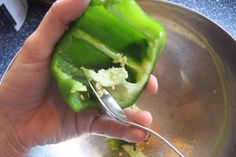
51 0 166 112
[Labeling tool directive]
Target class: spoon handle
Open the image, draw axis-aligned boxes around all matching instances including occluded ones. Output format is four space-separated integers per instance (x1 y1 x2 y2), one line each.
123 121 185 157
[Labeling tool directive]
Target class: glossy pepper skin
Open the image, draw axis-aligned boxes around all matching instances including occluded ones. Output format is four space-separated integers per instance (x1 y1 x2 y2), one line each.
51 0 166 112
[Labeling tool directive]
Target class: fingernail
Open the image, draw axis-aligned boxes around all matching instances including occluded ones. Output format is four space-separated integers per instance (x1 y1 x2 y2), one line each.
144 132 150 141
123 130 149 143
123 133 136 143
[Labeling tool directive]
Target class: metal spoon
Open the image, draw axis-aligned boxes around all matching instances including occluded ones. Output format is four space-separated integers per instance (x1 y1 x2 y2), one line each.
88 81 185 157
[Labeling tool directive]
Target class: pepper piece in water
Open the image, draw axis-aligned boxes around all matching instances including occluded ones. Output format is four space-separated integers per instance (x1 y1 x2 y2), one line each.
51 0 166 112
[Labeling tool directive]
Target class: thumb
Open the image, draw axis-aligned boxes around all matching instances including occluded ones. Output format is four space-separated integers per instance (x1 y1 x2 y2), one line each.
19 0 90 63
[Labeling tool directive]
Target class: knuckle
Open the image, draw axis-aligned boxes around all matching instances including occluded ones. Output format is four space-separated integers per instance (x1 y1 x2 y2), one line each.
20 33 46 63
22 33 43 54
21 35 35 52
48 1 60 17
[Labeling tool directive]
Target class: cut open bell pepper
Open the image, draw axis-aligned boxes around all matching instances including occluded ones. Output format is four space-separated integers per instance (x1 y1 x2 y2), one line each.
51 0 166 112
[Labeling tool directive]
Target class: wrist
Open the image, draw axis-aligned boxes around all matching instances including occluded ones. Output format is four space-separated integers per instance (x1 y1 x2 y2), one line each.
0 114 28 157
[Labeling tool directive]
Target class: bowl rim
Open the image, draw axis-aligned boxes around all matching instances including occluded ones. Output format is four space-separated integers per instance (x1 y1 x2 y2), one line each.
139 0 236 42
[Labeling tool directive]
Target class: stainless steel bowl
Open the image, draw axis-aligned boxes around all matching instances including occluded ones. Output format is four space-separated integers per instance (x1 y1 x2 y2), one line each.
27 0 236 157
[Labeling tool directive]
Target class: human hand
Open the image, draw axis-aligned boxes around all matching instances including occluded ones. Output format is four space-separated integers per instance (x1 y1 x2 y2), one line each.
0 0 158 156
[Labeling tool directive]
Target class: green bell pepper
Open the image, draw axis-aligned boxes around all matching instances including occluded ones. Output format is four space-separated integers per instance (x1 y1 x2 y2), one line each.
51 0 166 112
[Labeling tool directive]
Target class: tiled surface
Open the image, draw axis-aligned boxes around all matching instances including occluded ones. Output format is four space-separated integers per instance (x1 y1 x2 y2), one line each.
0 6 47 78
0 1 236 78
169 0 236 37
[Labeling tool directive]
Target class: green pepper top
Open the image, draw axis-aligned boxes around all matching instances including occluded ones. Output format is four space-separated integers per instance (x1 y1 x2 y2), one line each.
51 0 166 112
